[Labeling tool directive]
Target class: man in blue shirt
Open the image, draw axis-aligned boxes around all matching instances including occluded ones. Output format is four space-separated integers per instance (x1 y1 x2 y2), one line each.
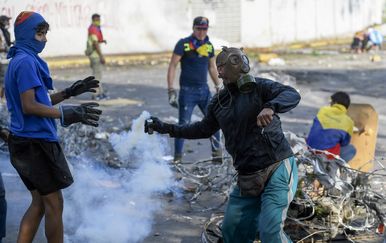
167 16 222 163
5 11 102 243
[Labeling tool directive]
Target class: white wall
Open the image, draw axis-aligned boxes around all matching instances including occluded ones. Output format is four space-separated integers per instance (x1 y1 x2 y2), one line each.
241 0 384 47
0 0 192 56
0 0 384 56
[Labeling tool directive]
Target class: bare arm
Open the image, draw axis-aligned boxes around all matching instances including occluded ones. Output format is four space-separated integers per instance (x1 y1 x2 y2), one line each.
167 53 182 90
208 57 221 89
50 91 67 105
21 89 61 118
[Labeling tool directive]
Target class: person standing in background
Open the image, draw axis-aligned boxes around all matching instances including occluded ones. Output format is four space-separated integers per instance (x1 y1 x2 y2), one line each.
86 13 107 100
0 15 12 100
166 16 222 163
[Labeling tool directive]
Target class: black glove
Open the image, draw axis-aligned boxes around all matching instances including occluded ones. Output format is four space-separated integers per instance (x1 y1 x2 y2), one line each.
144 116 173 134
63 76 99 99
168 89 178 108
60 102 102 127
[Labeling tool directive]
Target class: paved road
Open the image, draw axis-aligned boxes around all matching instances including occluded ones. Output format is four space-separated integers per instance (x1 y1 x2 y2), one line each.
1 49 386 242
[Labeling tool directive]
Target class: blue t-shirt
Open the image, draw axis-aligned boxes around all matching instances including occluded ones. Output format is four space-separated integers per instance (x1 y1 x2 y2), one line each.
5 50 58 141
174 35 214 87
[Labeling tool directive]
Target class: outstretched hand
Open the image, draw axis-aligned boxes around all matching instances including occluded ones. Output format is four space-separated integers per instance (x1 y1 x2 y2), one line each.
64 76 99 98
256 108 274 127
144 116 172 134
60 102 102 127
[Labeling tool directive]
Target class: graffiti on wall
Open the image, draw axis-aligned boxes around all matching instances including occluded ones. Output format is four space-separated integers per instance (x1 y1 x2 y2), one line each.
0 0 119 29
0 3 16 18
26 1 92 28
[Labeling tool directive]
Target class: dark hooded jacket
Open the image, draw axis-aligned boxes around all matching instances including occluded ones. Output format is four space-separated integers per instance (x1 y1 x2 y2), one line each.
168 77 301 172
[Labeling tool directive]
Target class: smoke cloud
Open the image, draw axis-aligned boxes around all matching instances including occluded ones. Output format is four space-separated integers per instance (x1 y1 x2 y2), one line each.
64 111 174 243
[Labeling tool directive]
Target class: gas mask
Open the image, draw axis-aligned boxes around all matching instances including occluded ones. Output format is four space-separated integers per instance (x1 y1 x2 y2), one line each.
216 46 255 93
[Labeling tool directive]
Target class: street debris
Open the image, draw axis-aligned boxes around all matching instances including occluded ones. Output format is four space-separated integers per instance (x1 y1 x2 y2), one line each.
0 69 384 242
201 132 386 242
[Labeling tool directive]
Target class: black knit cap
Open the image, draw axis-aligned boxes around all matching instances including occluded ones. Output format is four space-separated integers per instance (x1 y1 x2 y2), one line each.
193 16 209 28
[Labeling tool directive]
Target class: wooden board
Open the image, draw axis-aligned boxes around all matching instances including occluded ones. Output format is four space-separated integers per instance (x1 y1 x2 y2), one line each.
347 104 378 172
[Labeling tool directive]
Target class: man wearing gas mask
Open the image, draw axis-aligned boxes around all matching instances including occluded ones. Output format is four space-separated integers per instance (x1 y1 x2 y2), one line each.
146 47 301 242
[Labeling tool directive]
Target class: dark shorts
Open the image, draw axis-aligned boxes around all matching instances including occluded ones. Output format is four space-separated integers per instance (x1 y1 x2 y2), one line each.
8 134 74 195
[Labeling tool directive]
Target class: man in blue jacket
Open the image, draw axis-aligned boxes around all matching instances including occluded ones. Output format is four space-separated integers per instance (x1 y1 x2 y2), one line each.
146 47 301 242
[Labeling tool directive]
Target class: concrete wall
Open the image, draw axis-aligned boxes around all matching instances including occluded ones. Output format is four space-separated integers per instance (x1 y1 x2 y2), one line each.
241 0 384 47
0 0 384 56
0 0 192 56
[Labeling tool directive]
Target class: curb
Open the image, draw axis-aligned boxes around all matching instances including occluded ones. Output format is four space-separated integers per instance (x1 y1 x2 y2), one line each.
46 38 352 69
46 52 172 69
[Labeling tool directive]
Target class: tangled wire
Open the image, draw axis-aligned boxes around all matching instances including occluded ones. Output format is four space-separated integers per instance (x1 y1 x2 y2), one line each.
201 132 386 243
170 156 233 212
286 146 386 241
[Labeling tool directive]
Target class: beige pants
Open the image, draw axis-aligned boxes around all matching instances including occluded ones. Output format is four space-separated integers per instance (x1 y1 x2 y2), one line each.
89 57 103 95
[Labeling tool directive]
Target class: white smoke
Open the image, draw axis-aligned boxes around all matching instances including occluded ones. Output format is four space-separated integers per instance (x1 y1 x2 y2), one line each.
64 111 174 243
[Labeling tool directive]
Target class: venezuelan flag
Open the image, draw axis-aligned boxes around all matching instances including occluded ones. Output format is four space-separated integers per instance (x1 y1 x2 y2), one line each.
307 104 354 155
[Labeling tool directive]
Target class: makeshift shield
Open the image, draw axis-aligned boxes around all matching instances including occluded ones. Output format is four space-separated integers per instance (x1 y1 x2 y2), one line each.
347 103 378 172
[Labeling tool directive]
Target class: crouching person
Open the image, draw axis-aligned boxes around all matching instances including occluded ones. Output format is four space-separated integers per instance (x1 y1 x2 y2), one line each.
145 47 301 243
5 12 102 243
